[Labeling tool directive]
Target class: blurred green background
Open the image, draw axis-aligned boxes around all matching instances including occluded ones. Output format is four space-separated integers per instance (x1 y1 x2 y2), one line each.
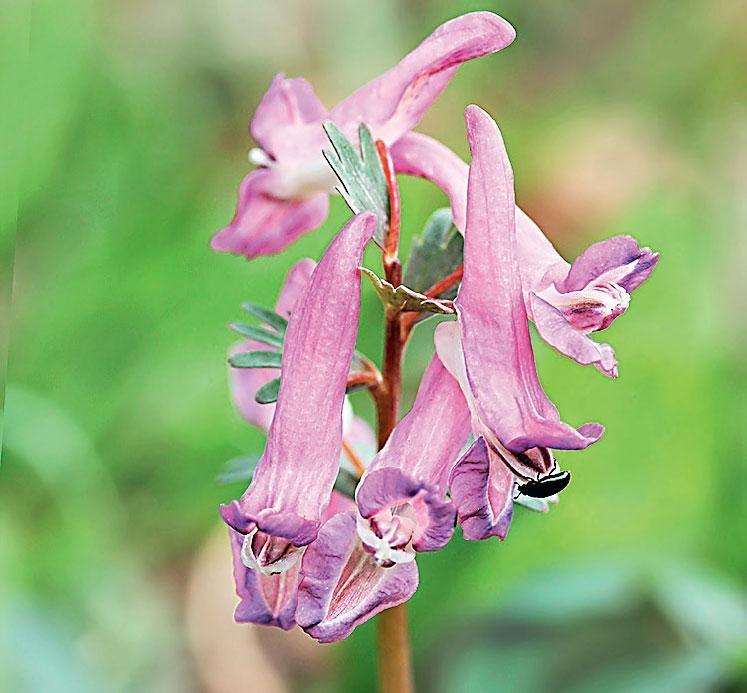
2 1 746 691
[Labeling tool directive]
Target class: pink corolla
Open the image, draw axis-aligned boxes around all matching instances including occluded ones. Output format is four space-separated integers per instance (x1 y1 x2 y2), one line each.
435 106 605 541
355 356 472 565
220 213 377 567
211 12 516 258
391 135 658 379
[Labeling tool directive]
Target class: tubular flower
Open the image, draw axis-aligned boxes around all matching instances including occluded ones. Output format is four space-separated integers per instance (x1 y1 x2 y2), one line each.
220 212 377 573
434 106 604 540
355 356 472 565
390 134 658 378
211 12 516 258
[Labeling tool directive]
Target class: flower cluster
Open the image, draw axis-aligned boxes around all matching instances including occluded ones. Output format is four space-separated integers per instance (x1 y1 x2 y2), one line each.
214 13 658 643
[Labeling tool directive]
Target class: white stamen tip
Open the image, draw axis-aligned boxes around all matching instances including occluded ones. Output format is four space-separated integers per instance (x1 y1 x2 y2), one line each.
248 148 273 167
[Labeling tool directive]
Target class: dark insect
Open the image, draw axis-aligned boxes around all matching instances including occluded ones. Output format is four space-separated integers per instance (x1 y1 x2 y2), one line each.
516 470 571 499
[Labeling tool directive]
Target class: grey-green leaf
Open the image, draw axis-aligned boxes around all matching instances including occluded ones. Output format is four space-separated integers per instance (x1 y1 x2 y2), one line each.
323 121 389 248
333 467 359 498
229 351 283 369
229 322 284 348
241 301 288 333
216 455 261 485
404 208 464 299
255 377 281 404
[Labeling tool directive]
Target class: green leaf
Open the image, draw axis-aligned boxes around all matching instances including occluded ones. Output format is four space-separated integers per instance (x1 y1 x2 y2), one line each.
333 467 359 498
215 455 261 485
229 351 283 369
255 377 281 404
360 267 455 315
229 322 284 348
404 208 464 299
241 301 288 333
323 121 389 247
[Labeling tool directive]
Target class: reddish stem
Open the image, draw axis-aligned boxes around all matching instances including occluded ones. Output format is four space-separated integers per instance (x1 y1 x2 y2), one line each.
370 140 412 692
400 263 464 341
376 139 401 268
423 263 463 299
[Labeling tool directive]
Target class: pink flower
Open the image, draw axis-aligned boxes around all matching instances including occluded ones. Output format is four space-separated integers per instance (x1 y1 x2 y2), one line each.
220 213 377 568
354 356 472 564
212 12 516 258
390 133 658 378
434 106 604 541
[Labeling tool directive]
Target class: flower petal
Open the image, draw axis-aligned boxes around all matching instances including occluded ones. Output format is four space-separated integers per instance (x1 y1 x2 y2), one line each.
559 234 660 294
250 73 328 160
220 212 377 551
390 132 469 229
529 293 619 378
331 12 515 145
449 437 514 541
456 106 603 452
355 356 471 552
229 529 299 630
211 169 329 259
389 132 568 292
296 512 419 643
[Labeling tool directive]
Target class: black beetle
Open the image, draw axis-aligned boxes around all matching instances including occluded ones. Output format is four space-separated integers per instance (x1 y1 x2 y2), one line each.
516 470 571 499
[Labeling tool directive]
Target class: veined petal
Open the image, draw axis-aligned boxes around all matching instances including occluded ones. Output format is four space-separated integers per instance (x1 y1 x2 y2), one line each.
229 529 299 630
296 512 419 643
449 437 514 541
251 73 328 160
331 12 515 145
560 235 660 294
228 492 355 630
211 169 329 259
220 213 377 560
456 106 603 453
355 356 471 553
530 293 619 377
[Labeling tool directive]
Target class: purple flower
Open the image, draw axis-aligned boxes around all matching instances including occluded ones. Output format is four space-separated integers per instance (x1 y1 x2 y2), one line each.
296 512 418 642
391 134 658 379
220 212 377 570
434 106 605 541
355 356 472 564
212 12 516 258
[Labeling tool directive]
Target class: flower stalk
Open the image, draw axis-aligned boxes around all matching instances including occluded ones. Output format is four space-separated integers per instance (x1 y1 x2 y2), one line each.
372 140 414 693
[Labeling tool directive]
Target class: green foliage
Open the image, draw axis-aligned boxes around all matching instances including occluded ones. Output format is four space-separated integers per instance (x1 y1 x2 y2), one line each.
254 377 281 404
404 208 463 298
240 301 288 333
323 121 390 247
228 350 283 369
229 322 284 348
